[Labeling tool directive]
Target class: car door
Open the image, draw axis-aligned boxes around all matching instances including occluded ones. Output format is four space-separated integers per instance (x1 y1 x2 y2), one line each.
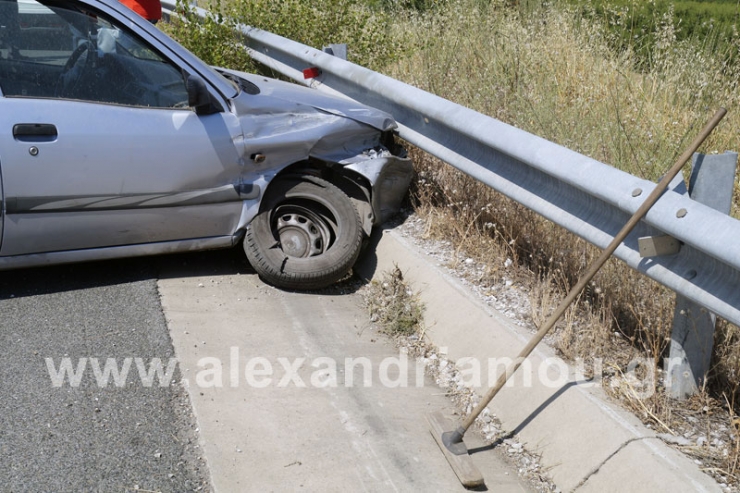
0 0 247 256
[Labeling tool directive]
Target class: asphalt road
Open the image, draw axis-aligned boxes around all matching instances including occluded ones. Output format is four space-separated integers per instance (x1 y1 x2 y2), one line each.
0 254 213 492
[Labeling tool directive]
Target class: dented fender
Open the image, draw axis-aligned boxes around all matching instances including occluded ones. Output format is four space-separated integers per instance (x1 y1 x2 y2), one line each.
224 69 412 231
343 151 414 226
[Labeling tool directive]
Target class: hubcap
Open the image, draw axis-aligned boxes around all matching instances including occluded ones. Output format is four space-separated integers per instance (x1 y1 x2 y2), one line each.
274 204 333 258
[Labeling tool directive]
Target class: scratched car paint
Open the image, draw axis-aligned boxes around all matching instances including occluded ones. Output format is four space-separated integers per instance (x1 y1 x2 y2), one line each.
0 0 412 289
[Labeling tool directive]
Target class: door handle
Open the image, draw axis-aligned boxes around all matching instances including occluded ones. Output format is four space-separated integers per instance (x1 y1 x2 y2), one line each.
13 123 58 142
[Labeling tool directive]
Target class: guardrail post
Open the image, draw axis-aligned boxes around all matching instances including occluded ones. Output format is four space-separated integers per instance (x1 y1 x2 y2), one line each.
323 44 347 60
665 151 739 399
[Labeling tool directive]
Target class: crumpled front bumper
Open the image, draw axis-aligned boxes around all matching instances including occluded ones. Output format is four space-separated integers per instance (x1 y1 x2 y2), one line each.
345 150 414 225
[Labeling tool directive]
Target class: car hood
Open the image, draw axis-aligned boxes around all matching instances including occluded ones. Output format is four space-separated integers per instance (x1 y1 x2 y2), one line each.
218 68 397 133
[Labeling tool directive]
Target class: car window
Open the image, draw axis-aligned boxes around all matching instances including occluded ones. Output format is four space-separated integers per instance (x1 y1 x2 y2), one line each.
0 0 189 108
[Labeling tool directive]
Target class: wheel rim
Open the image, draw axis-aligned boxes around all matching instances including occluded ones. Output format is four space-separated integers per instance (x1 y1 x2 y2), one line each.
273 203 335 258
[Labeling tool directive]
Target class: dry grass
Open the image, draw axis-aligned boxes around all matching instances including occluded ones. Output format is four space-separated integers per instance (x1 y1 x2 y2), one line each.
383 0 740 487
391 0 739 188
364 265 425 337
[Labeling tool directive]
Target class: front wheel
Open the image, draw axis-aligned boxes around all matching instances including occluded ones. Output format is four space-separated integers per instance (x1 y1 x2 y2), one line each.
244 176 363 290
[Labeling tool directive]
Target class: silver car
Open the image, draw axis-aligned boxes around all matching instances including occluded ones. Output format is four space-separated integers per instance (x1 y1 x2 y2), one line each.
0 0 412 289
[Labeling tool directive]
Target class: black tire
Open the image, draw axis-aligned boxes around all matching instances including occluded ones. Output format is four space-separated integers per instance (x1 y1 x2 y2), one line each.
244 176 363 290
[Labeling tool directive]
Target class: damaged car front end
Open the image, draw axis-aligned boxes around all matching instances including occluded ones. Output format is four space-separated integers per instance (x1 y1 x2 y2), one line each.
217 69 414 288
219 69 412 227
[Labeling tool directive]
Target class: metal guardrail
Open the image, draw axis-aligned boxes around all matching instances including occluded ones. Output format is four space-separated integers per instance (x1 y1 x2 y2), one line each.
162 1 740 327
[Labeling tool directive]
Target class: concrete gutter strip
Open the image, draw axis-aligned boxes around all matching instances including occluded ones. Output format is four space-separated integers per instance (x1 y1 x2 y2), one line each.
370 228 721 493
158 254 531 492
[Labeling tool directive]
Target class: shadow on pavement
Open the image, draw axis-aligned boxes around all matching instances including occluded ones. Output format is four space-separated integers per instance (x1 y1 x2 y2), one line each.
0 218 407 300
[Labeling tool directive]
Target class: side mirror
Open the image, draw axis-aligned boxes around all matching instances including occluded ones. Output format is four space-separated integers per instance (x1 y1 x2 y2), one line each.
186 75 221 115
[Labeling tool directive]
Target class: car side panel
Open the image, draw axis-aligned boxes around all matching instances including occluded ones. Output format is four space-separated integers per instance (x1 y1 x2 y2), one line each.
0 98 246 256
1 204 239 256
